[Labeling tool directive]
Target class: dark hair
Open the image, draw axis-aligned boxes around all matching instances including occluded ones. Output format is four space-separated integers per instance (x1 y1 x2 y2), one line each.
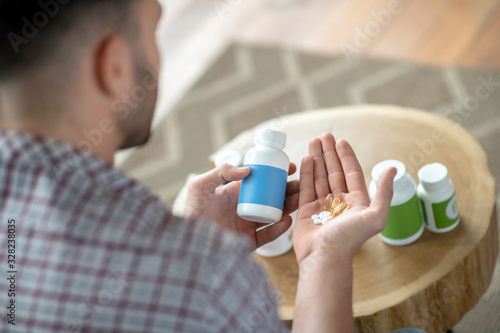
0 0 136 81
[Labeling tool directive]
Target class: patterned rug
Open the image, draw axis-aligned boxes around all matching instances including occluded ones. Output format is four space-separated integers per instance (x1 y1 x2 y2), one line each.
118 43 500 332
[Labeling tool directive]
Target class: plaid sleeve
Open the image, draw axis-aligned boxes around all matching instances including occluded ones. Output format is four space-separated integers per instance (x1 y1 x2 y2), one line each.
0 131 293 332
201 235 291 333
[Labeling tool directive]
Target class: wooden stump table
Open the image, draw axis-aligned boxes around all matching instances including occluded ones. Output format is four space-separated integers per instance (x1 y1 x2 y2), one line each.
211 105 498 333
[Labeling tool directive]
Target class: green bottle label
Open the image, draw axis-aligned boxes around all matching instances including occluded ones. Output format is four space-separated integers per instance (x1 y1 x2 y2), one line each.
381 193 423 240
432 192 459 229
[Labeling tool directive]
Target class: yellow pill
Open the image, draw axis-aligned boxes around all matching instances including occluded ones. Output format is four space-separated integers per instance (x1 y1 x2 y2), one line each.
331 196 341 210
333 202 348 215
329 197 341 214
324 193 334 212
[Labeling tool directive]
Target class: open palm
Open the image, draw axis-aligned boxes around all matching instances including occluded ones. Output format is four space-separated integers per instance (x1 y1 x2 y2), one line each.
293 133 396 263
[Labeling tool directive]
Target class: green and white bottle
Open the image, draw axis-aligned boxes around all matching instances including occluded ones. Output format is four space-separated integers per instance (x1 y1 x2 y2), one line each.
369 160 424 246
417 163 460 233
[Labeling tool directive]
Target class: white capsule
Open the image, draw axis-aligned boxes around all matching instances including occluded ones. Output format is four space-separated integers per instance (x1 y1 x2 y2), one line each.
313 219 322 225
319 211 332 219
311 214 320 220
321 216 333 224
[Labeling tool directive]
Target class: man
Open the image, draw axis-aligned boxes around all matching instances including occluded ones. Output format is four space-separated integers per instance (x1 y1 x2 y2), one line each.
0 0 397 332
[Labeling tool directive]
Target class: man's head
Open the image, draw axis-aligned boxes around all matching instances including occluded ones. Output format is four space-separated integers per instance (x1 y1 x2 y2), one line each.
0 0 162 160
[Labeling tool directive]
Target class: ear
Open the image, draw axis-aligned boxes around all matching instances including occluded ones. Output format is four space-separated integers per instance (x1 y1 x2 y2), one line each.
94 35 135 98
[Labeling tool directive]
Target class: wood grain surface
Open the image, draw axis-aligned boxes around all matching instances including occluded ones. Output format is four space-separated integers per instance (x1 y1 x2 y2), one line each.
215 105 500 333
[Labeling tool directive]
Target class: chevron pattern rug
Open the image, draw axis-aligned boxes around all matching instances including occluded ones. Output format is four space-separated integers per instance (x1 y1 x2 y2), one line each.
118 43 500 332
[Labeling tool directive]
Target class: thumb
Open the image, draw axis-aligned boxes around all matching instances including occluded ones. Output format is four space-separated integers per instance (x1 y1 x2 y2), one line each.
255 215 293 248
201 164 250 189
362 166 397 233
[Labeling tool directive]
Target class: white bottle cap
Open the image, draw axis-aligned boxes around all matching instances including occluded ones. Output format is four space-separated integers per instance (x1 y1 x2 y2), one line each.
371 159 406 184
255 129 287 150
418 163 449 192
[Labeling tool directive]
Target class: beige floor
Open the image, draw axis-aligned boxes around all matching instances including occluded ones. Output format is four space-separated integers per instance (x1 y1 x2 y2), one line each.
148 0 500 132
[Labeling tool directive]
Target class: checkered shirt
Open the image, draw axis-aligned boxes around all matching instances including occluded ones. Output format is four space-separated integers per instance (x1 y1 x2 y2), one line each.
0 130 289 333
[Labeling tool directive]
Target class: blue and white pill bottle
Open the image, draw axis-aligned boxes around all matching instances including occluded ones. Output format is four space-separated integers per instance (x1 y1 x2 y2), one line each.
237 129 289 224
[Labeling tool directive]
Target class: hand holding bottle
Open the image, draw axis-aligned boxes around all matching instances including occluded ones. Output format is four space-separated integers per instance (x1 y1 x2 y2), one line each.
183 162 300 249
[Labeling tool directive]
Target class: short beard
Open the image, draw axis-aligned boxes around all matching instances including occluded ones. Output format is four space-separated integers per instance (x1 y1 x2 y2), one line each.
117 60 158 150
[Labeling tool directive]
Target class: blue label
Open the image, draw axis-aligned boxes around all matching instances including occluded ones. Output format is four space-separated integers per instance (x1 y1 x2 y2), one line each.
238 164 288 210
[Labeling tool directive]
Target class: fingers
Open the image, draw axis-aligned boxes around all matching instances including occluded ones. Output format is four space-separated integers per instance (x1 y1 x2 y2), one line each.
309 138 331 199
283 192 299 215
362 167 397 232
299 156 316 207
320 133 348 195
288 162 297 176
197 164 250 190
336 140 370 205
255 216 293 248
286 179 300 197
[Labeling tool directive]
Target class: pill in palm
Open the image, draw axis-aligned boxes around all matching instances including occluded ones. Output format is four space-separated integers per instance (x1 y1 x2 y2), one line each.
331 196 341 210
319 211 332 219
311 215 322 224
324 193 334 212
333 202 348 214
322 216 333 224
310 194 350 225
